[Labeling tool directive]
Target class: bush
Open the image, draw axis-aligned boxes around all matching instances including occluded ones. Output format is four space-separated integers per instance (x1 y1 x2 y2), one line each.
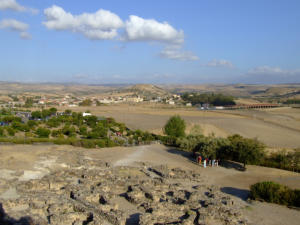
250 181 300 207
51 129 62 137
6 127 15 136
27 120 37 128
164 115 186 137
0 127 4 137
158 135 178 146
35 127 51 138
260 149 300 173
81 139 96 148
62 125 76 137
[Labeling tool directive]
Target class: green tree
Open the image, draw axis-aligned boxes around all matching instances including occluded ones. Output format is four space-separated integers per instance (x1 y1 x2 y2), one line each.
35 127 51 138
62 125 76 137
79 99 92 106
31 111 42 119
85 115 98 127
27 120 37 128
51 129 62 138
79 125 88 136
49 107 57 115
87 125 107 139
24 98 34 107
164 115 186 137
46 117 61 128
228 134 265 168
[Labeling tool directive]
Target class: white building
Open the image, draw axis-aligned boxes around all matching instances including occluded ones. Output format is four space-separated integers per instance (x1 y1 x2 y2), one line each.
83 112 92 117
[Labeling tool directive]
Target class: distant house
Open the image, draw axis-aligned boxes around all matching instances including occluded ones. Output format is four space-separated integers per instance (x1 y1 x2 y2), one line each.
214 106 225 110
83 112 92 117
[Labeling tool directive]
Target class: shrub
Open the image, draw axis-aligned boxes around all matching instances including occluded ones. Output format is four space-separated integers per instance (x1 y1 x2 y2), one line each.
6 127 15 136
95 139 106 148
176 135 205 152
164 115 186 137
260 149 300 173
35 127 51 138
81 139 96 148
0 127 4 137
62 125 76 137
79 125 88 136
27 120 37 128
51 129 62 137
250 181 300 207
158 135 178 146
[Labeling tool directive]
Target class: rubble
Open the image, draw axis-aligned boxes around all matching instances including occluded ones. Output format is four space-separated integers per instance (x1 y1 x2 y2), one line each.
0 159 248 225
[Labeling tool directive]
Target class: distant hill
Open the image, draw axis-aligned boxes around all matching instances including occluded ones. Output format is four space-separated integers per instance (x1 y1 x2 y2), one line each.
120 84 170 98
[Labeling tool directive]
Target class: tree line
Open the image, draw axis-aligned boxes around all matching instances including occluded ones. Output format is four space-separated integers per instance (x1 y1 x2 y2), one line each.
160 115 300 172
181 92 236 106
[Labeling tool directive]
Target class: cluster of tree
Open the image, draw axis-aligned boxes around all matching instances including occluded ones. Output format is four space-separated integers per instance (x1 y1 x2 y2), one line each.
79 99 92 106
0 108 159 148
250 181 300 207
163 115 263 168
282 99 300 104
260 149 300 173
181 92 236 106
162 115 300 172
31 108 57 119
176 134 265 168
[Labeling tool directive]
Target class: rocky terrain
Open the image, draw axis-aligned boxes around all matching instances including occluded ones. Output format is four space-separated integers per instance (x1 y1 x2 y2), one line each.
0 157 248 225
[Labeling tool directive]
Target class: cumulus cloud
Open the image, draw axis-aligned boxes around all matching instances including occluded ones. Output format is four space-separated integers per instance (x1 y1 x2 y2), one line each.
43 5 123 40
160 46 199 61
247 66 300 75
123 15 198 61
206 59 234 68
123 15 184 44
42 5 197 61
0 0 38 14
0 19 31 39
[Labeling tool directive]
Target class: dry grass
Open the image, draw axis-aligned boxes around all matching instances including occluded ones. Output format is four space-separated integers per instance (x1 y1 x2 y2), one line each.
56 104 300 149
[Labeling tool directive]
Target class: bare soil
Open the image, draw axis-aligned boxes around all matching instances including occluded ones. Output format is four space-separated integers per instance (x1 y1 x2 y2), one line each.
0 144 299 225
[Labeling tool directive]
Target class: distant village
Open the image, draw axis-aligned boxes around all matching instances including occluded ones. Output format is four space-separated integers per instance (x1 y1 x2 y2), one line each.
0 91 283 111
0 93 187 108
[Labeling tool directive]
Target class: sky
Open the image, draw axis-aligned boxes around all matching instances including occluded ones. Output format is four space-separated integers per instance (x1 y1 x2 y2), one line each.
0 0 299 84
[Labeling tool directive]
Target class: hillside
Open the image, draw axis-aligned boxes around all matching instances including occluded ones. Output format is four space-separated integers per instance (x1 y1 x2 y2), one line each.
119 84 171 98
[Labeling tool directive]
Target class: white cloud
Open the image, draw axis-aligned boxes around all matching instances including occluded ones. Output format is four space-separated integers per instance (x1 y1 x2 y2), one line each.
42 6 197 61
248 66 300 75
123 15 184 44
0 19 31 39
206 59 234 68
0 0 38 14
43 5 123 40
123 15 198 61
160 46 199 61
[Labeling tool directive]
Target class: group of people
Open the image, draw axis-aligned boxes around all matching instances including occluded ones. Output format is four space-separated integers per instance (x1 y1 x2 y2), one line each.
196 155 219 168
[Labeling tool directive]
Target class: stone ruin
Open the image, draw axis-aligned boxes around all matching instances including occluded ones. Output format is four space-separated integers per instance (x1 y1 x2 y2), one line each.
0 159 249 225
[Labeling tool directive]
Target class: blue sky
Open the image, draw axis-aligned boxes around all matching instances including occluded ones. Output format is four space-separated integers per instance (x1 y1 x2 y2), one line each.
0 0 299 84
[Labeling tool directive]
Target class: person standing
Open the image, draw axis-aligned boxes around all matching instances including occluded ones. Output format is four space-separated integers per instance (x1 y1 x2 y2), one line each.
203 159 206 168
